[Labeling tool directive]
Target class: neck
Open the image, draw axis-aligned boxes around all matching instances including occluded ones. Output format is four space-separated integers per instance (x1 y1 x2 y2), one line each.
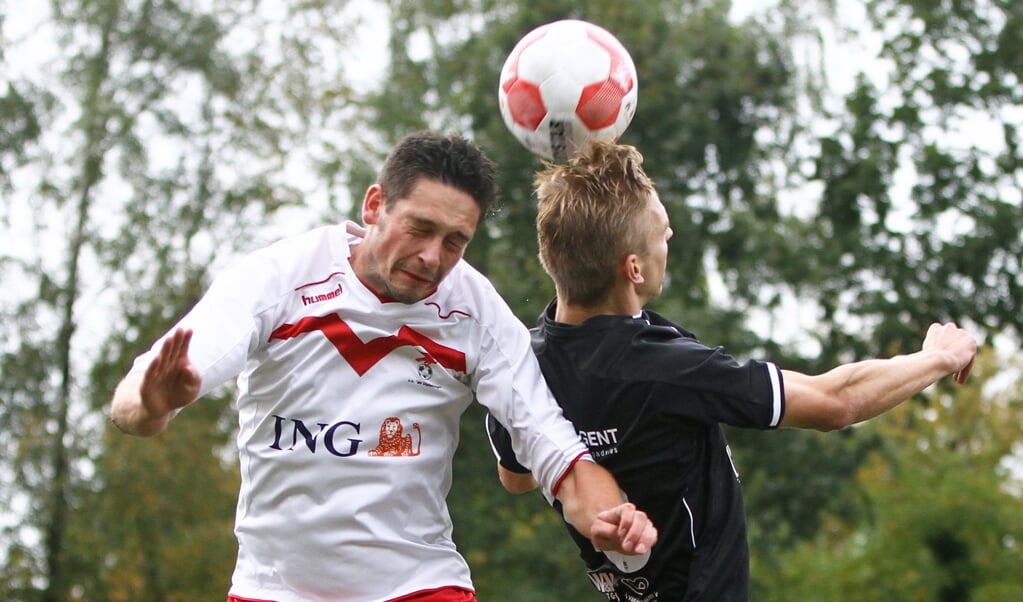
553 284 644 325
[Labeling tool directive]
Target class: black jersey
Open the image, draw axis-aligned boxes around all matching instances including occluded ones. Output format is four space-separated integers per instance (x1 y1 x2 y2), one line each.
487 302 784 601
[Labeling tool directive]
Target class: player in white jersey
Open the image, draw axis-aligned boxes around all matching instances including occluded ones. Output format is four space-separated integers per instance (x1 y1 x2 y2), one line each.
109 132 657 602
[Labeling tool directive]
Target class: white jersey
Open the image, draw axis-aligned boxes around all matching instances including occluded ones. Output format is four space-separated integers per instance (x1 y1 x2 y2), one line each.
131 222 589 602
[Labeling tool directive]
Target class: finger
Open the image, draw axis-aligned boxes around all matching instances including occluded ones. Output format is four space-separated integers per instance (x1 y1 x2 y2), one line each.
589 519 618 550
955 355 975 384
165 329 194 371
617 508 644 548
644 521 658 548
155 331 180 370
168 328 191 361
151 334 180 375
614 503 635 537
596 502 634 523
625 511 655 554
144 352 165 383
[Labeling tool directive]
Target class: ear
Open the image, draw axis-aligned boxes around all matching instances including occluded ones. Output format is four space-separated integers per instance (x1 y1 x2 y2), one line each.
623 253 645 285
362 184 385 225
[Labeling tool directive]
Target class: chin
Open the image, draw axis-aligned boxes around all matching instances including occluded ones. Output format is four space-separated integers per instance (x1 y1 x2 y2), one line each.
393 285 433 304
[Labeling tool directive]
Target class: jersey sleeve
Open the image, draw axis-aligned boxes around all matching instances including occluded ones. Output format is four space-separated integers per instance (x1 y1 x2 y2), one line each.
470 282 589 500
129 251 282 400
654 342 783 428
485 412 531 474
628 316 785 429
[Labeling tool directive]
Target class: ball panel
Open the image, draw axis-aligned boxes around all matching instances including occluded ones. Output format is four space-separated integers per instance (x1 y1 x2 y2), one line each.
577 80 628 130
500 25 549 82
539 76 584 113
516 34 611 87
504 80 546 129
584 25 637 94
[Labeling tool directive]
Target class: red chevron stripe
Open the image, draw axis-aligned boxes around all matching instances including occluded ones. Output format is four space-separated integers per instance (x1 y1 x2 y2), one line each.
269 315 467 376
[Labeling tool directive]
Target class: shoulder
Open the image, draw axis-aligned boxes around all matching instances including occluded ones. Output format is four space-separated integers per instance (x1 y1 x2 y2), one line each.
434 260 511 318
579 313 722 381
427 261 535 357
253 224 351 261
212 224 351 301
643 310 698 340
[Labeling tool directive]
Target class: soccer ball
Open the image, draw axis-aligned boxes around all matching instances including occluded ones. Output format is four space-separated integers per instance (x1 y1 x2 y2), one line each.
498 19 638 161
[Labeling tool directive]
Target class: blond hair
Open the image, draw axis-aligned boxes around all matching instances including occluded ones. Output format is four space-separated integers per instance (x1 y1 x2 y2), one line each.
535 141 657 306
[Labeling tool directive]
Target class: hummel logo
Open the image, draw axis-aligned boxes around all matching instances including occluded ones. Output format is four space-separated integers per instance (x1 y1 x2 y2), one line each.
300 282 343 306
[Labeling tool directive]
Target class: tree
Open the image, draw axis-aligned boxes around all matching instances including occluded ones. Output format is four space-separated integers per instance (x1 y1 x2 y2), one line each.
0 0 368 598
755 349 1023 601
361 1 1022 597
3 0 1018 598
789 0 1023 355
739 0 1022 573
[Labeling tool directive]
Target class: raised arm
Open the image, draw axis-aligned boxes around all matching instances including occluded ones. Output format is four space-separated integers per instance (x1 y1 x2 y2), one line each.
555 460 657 555
780 322 976 431
110 328 202 437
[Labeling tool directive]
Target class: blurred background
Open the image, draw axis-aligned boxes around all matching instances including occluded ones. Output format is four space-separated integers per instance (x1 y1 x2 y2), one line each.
1 1 1021 600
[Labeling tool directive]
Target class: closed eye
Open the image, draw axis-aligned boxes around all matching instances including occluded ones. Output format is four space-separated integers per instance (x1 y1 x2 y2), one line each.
405 216 472 252
445 235 470 253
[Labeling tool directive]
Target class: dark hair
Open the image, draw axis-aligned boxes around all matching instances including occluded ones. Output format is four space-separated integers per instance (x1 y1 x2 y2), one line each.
378 131 499 220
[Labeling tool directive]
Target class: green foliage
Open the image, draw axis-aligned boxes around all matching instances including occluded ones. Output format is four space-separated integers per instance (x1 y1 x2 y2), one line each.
793 0 1023 357
757 350 1023 600
1 0 370 599
70 397 240 602
0 82 45 193
1 0 1020 599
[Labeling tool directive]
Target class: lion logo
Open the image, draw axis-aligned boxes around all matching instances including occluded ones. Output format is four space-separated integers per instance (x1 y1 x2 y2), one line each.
368 417 422 457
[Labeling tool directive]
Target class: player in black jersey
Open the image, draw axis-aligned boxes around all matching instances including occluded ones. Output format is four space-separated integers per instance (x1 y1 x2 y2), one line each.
486 141 977 601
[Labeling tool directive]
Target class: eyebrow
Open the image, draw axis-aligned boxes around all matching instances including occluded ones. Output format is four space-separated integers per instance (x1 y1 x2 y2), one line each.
407 215 474 244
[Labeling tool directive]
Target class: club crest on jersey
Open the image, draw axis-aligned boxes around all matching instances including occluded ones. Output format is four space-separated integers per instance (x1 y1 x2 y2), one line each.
368 417 422 457
408 353 444 389
416 354 435 380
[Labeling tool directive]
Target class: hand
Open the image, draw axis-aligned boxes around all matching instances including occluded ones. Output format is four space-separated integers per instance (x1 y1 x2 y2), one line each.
140 328 202 417
921 322 977 384
589 502 658 555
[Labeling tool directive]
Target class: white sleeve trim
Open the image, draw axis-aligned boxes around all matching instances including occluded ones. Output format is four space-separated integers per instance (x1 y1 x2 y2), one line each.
767 362 783 427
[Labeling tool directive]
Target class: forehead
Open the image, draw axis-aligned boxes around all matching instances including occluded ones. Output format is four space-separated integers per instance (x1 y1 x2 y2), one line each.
389 178 481 236
646 191 668 223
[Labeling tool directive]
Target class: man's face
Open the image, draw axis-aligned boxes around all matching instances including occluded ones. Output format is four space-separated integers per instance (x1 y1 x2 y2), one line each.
353 178 480 304
636 192 672 302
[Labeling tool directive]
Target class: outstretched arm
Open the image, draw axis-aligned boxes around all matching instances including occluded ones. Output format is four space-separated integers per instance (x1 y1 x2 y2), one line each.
781 322 976 431
555 460 657 555
110 328 202 437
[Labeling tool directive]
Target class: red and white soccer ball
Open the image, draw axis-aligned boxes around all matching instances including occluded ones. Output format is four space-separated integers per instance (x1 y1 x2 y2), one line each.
498 19 638 161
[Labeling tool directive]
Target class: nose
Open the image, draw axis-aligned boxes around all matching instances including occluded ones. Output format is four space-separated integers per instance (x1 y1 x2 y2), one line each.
417 238 444 269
